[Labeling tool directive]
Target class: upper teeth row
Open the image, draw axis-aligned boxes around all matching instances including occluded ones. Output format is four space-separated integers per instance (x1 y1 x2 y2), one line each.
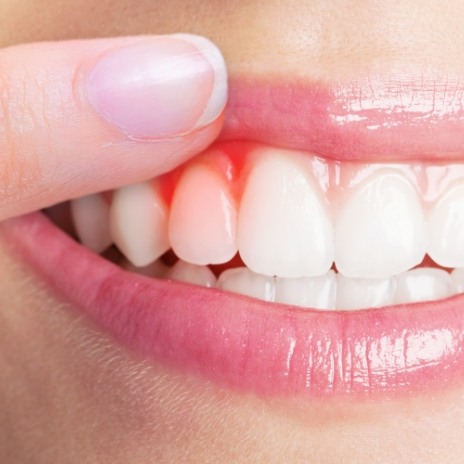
71 145 464 280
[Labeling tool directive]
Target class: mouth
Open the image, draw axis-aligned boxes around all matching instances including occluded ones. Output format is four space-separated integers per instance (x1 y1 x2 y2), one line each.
4 73 464 400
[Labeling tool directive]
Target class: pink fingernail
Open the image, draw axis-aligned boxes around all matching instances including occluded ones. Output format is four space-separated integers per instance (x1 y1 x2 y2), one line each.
87 35 227 139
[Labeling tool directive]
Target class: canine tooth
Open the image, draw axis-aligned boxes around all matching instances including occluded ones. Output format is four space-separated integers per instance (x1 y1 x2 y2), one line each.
169 163 237 265
167 260 217 287
336 275 396 310
274 271 337 310
237 149 333 278
451 268 464 293
428 185 464 268
70 194 112 253
335 171 426 279
395 268 453 304
217 267 276 302
110 182 169 267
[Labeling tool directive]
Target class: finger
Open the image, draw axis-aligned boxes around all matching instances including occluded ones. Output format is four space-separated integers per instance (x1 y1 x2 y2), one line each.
0 34 227 221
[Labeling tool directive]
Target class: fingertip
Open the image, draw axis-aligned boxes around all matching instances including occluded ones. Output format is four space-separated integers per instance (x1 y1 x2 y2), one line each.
86 35 228 141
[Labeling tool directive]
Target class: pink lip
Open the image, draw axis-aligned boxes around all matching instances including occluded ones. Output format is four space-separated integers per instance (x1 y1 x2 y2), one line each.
5 75 464 400
4 212 464 399
221 74 464 160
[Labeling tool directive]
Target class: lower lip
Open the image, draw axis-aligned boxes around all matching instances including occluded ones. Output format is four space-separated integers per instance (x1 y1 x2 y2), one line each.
3 212 464 399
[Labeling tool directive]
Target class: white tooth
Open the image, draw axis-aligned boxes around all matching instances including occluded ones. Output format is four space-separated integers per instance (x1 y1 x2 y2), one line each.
217 267 276 302
70 194 112 253
274 271 336 310
428 184 464 268
336 275 396 310
335 171 426 278
169 163 237 265
167 260 217 288
237 149 333 278
451 268 464 293
395 268 454 304
122 259 169 279
110 182 170 267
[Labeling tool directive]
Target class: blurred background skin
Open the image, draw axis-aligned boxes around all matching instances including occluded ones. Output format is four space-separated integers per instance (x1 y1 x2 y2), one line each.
2 1 464 463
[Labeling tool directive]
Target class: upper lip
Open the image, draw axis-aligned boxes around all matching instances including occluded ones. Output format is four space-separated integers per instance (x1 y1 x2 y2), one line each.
219 74 464 161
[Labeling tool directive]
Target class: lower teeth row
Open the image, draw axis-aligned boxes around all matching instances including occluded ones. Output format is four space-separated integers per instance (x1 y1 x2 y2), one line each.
123 258 463 311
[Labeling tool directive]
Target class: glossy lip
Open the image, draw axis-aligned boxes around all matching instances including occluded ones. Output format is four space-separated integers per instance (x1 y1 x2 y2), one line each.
220 74 464 161
5 75 464 400
4 211 464 399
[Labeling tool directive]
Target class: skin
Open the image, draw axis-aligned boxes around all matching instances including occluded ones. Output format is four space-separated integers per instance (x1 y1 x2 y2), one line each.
1 1 464 462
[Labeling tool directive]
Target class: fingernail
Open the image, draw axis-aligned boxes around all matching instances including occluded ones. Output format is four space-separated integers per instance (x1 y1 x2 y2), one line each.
87 35 227 139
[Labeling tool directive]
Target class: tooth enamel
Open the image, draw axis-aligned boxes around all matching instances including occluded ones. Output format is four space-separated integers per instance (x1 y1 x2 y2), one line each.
169 163 238 265
428 185 464 268
335 171 426 279
336 275 396 310
70 194 112 253
451 268 464 293
274 271 337 310
395 268 454 304
217 267 276 302
237 149 333 278
122 259 169 279
110 182 169 267
167 260 217 287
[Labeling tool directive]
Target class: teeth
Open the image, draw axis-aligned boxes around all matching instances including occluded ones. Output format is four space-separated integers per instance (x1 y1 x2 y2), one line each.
451 268 464 293
274 271 337 310
336 275 396 310
73 144 464 310
217 267 276 302
169 163 237 265
216 267 456 309
237 149 333 278
121 259 169 279
70 194 112 253
110 182 170 267
335 171 426 279
428 185 464 268
395 268 453 304
167 259 217 287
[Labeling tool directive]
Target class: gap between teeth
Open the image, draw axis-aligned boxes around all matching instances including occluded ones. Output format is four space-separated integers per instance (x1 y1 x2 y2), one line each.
69 143 464 310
